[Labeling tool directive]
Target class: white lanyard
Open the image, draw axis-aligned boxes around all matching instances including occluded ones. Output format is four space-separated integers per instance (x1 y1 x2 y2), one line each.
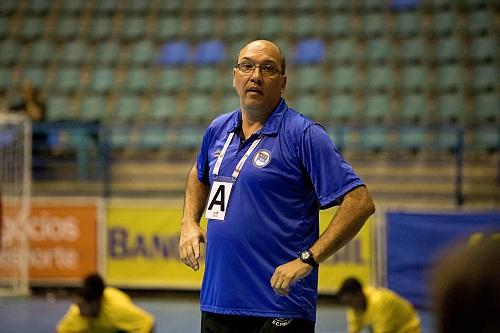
212 131 263 180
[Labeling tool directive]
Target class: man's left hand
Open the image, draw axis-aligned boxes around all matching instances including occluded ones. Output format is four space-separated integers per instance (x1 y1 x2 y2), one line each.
270 258 313 296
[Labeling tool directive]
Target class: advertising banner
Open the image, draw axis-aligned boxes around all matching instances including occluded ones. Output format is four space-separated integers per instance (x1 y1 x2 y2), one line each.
106 206 373 292
386 211 500 308
106 207 204 288
0 201 98 282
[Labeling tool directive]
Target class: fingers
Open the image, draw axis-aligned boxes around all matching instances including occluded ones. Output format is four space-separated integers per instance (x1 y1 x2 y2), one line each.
179 224 205 271
270 270 291 296
270 259 313 296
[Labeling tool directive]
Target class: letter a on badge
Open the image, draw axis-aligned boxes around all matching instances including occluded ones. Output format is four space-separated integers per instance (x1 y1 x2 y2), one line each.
205 181 233 220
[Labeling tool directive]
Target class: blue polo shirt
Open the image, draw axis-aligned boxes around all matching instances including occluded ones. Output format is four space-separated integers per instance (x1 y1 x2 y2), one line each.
197 98 364 322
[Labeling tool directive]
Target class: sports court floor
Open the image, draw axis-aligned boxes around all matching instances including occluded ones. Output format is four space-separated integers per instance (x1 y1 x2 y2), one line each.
0 292 436 333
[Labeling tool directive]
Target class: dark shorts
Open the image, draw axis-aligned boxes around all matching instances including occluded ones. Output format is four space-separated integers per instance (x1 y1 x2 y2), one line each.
201 311 315 333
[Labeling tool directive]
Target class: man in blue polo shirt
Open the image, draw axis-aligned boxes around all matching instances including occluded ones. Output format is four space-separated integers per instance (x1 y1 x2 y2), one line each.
179 39 375 332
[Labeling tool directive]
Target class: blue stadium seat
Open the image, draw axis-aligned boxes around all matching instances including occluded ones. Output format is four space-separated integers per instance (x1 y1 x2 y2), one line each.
191 15 216 39
127 40 155 66
469 36 496 62
363 94 390 123
80 95 106 122
0 15 10 39
168 126 203 151
328 39 357 63
53 68 81 93
397 38 426 63
150 96 177 122
364 65 392 92
193 40 226 66
183 93 214 122
53 17 79 41
88 16 113 41
292 65 324 92
364 38 391 64
18 16 44 41
396 126 427 152
399 93 427 124
221 94 240 114
430 12 457 36
0 68 12 92
59 40 88 65
393 11 421 37
137 125 167 150
156 68 184 92
360 126 389 151
93 41 120 65
436 65 463 93
327 94 356 123
223 14 249 39
292 95 322 120
434 37 463 63
466 10 493 35
293 38 326 65
359 13 387 37
88 68 115 94
435 93 465 124
155 16 182 41
113 96 141 122
331 65 358 92
326 14 351 37
25 40 54 65
121 68 151 93
434 127 461 151
473 125 499 151
190 67 220 91
471 65 497 91
473 93 498 123
401 65 427 91
157 40 191 66
47 96 73 122
122 16 147 41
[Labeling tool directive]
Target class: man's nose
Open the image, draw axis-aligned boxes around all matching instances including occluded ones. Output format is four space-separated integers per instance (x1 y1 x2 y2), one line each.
250 66 263 83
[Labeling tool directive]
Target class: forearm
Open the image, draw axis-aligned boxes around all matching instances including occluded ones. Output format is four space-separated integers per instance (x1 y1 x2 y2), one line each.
181 163 209 225
310 186 375 263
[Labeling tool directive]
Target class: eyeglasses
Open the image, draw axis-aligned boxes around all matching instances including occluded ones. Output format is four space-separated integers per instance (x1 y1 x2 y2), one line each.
235 61 284 77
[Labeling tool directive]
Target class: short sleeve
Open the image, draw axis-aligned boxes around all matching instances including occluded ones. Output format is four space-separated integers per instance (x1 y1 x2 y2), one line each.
196 127 212 185
299 124 364 209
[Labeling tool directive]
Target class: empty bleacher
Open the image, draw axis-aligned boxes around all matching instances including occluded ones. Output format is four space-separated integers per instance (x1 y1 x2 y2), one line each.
0 0 497 206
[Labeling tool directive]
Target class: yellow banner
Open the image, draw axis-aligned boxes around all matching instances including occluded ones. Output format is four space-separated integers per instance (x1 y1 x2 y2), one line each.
106 207 372 292
106 207 206 289
318 210 373 293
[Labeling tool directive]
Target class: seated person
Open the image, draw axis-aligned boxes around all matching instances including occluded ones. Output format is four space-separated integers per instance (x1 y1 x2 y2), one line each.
336 277 421 333
57 273 155 333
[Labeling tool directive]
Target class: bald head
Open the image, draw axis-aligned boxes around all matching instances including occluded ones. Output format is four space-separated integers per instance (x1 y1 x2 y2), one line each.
237 40 286 75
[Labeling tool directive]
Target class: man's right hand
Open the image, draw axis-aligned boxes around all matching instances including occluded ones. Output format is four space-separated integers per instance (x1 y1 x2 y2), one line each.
179 220 206 271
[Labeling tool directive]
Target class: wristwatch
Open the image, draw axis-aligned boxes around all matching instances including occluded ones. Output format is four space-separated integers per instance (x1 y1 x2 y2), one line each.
299 250 319 268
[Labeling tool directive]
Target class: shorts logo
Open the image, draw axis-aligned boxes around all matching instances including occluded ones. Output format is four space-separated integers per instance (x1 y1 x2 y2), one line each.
272 318 293 327
252 149 271 168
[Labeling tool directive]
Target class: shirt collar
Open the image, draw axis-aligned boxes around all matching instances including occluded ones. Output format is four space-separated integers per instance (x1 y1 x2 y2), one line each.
227 98 287 136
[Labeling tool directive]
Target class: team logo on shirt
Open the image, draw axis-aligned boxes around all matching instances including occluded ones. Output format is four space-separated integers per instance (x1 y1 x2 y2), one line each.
252 149 271 168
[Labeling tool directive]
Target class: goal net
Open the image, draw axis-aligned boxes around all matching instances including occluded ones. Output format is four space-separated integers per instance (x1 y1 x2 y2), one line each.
0 113 31 296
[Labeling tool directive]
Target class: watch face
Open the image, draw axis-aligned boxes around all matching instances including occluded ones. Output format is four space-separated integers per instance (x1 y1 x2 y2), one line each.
301 251 310 260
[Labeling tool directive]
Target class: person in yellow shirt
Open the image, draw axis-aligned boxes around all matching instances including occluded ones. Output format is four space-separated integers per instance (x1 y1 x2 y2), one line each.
56 273 155 333
336 277 421 333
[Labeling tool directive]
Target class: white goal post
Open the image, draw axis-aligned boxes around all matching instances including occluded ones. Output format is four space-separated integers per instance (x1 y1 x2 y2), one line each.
0 112 31 296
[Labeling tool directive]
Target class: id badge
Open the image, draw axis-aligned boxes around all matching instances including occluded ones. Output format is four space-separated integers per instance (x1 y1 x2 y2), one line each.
205 177 234 221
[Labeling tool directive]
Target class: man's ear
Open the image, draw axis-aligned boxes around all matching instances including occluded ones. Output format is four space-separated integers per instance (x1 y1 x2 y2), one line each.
281 75 287 92
232 68 236 88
